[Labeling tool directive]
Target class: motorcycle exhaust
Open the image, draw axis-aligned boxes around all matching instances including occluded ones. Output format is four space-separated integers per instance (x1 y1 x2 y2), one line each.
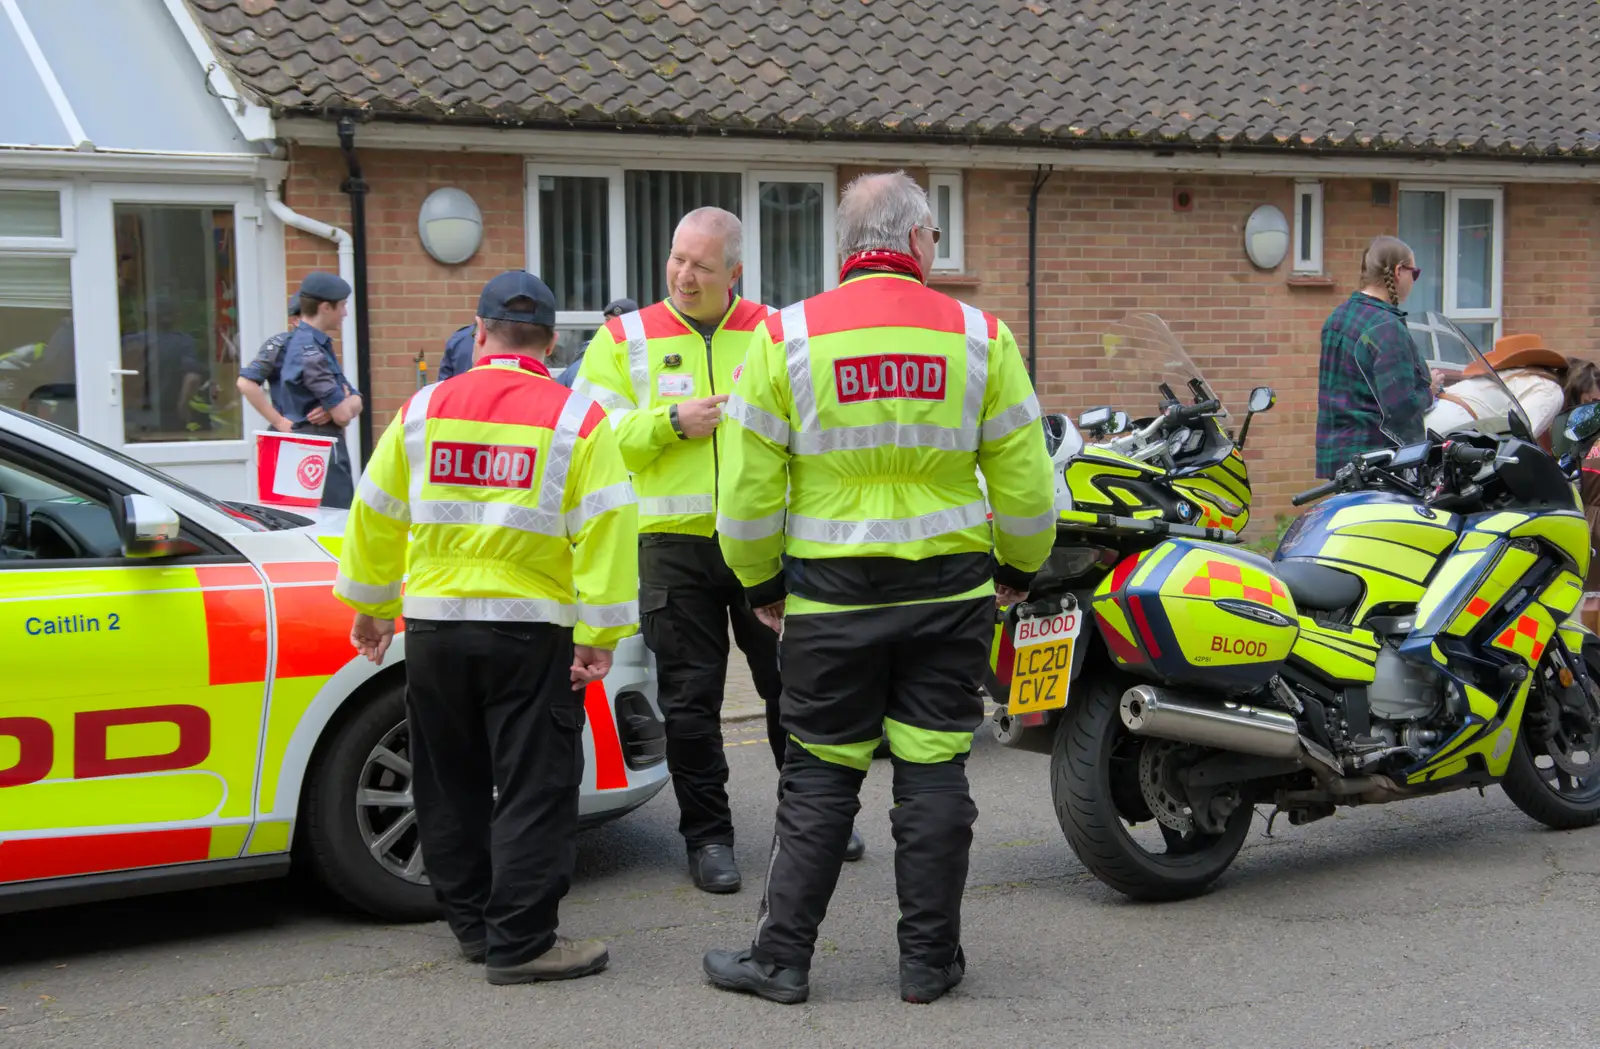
1119 685 1302 760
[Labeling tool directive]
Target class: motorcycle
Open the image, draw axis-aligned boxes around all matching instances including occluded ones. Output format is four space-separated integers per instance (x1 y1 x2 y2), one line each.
991 312 1600 900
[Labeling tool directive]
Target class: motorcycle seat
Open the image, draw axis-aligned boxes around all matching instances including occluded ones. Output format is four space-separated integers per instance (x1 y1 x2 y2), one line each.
1274 560 1364 612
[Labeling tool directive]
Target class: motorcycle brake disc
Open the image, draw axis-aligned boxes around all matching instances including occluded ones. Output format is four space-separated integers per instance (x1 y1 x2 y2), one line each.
1138 739 1196 834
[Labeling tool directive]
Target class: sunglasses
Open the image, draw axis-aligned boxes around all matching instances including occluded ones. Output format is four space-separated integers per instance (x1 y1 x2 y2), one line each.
915 223 943 245
1400 265 1422 280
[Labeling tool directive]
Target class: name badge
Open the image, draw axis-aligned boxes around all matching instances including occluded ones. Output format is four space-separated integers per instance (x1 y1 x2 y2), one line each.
658 374 695 397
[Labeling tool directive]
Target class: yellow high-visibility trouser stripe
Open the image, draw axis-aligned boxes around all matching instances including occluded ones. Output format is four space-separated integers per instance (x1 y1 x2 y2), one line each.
794 718 974 771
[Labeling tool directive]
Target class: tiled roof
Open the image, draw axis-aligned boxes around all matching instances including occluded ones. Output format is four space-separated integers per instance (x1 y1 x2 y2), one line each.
187 0 1600 157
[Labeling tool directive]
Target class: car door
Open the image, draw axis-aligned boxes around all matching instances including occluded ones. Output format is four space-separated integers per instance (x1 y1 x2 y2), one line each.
0 432 270 888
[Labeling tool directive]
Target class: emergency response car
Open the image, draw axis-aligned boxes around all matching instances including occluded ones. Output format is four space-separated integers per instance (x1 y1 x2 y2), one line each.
0 406 668 919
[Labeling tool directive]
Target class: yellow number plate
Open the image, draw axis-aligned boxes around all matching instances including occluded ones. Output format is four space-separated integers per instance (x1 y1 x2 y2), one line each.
1009 610 1084 715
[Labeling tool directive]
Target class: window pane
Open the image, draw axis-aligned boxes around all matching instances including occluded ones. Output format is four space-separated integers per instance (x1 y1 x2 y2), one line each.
0 189 61 238
1298 192 1313 264
1398 190 1444 314
538 176 610 312
552 326 596 372
935 184 952 262
0 256 76 431
1455 198 1495 310
114 204 241 443
1453 321 1495 356
625 171 741 305
759 181 824 308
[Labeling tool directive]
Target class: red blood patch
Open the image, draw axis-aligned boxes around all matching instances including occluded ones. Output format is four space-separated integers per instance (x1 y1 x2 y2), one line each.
428 441 537 489
833 354 948 404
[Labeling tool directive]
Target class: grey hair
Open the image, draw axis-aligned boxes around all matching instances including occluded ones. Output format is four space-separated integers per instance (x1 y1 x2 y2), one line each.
674 206 743 269
837 171 932 256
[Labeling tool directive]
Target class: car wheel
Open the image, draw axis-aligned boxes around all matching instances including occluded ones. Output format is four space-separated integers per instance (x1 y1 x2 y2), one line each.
301 679 441 922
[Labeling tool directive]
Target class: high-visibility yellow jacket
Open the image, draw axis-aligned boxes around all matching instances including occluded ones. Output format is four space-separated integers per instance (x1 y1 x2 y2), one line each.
333 353 640 649
572 296 772 536
715 272 1056 613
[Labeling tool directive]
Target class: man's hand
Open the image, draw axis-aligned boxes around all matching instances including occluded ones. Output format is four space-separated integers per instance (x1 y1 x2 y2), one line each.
306 405 332 425
571 645 613 690
351 613 396 664
272 416 297 433
996 585 1028 608
754 600 785 634
677 394 730 438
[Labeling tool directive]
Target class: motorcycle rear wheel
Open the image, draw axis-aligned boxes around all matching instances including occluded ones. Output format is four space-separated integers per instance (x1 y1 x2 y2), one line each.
1501 649 1600 830
1051 670 1252 901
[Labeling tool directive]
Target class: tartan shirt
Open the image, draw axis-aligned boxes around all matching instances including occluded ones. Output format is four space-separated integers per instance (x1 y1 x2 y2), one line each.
1315 292 1432 478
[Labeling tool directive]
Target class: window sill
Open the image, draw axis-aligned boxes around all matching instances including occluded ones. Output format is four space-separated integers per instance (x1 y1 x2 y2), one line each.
1287 274 1337 288
927 271 981 287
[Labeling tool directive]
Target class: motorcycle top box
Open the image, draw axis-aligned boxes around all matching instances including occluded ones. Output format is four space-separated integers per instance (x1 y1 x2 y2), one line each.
1091 538 1299 692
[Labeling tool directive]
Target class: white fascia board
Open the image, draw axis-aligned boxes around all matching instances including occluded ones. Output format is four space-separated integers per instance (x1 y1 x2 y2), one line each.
277 117 1600 185
0 145 271 178
160 0 276 142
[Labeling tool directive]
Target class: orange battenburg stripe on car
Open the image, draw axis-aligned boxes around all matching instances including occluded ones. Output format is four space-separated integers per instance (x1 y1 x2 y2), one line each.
195 566 270 687
272 582 356 679
263 561 339 584
0 828 212 883
584 682 628 791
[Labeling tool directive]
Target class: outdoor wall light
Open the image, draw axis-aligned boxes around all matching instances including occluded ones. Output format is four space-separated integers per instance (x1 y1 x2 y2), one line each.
1244 204 1290 270
418 187 483 265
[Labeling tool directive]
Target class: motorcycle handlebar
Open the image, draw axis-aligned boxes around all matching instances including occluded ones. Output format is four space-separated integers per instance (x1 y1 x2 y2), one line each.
1292 479 1341 506
1445 442 1495 465
1168 399 1221 425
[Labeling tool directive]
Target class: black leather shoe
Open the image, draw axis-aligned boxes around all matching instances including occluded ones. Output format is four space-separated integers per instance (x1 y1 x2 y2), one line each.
459 938 487 964
900 946 965 1004
689 844 742 893
843 826 866 862
703 947 809 1004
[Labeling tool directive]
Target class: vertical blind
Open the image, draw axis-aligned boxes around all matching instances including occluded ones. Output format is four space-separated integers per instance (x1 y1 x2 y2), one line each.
625 171 741 305
760 182 824 308
539 176 610 312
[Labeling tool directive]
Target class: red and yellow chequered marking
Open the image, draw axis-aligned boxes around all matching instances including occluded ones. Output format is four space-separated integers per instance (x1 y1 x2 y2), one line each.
1179 558 1291 614
1492 608 1554 665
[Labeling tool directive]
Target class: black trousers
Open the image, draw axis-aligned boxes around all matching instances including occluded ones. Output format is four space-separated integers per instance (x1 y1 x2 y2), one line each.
404 619 585 968
639 535 783 848
750 596 990 971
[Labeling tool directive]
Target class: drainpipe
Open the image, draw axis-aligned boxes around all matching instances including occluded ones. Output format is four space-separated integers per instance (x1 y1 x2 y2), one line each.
1026 165 1053 384
263 184 363 467
336 116 375 466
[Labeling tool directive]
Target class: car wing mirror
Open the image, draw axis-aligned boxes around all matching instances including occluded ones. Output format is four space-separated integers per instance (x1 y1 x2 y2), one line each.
116 494 199 558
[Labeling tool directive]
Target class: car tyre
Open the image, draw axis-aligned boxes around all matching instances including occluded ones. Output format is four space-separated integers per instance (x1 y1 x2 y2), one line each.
301 679 441 922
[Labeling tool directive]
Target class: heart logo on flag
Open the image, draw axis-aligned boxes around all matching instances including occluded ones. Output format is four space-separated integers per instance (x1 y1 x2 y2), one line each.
297 454 327 491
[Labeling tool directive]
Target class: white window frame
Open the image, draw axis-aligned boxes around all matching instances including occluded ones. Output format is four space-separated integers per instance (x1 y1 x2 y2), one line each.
525 160 839 320
0 179 75 252
928 171 965 272
1291 180 1323 275
1399 183 1505 352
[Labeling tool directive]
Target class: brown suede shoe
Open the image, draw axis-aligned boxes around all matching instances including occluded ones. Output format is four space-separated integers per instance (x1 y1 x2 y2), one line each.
485 937 610 984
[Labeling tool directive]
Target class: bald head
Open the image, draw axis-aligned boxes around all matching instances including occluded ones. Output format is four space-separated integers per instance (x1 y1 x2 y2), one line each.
668 206 745 323
837 171 933 257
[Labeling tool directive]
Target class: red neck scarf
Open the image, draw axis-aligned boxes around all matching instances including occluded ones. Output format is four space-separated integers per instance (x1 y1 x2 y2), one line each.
839 249 924 285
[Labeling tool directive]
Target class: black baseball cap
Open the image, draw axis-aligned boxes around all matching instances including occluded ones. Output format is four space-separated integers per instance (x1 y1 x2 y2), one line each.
478 271 557 325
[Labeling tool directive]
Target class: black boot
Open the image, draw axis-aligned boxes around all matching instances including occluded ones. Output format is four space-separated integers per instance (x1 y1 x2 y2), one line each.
900 947 965 1004
843 826 866 862
703 948 810 1004
689 844 742 893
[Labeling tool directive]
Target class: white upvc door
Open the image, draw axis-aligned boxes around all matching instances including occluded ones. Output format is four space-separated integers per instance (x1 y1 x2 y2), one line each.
75 182 264 497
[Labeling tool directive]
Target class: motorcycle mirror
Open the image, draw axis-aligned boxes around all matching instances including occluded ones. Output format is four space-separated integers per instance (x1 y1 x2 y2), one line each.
1248 386 1276 413
1078 407 1130 436
1565 402 1600 443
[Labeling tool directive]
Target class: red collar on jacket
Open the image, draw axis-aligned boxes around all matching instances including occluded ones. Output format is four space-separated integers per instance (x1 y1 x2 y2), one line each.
474 353 551 377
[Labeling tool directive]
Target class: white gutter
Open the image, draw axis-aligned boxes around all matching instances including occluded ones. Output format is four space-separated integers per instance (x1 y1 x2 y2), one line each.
263 186 364 466
277 117 1600 185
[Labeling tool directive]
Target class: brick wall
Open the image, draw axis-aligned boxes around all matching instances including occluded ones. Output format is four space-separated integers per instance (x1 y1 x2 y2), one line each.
281 145 1599 534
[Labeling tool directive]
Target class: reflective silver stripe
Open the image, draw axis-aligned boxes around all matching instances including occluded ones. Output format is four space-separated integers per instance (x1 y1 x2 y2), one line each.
790 421 975 455
993 506 1059 536
716 507 787 541
411 499 564 536
334 574 402 605
539 392 594 532
786 499 990 545
725 394 790 445
572 375 632 413
403 382 440 504
619 311 650 406
782 303 816 443
640 494 716 517
579 599 639 628
958 301 989 432
403 595 578 625
566 480 637 534
981 392 1042 444
356 474 409 522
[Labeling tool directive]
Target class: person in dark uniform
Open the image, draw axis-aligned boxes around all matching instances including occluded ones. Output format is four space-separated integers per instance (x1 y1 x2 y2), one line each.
438 322 476 381
236 294 330 431
279 272 363 509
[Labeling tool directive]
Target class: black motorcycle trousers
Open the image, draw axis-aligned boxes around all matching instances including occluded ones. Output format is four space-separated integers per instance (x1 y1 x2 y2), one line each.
403 619 585 968
749 595 990 971
639 535 783 848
